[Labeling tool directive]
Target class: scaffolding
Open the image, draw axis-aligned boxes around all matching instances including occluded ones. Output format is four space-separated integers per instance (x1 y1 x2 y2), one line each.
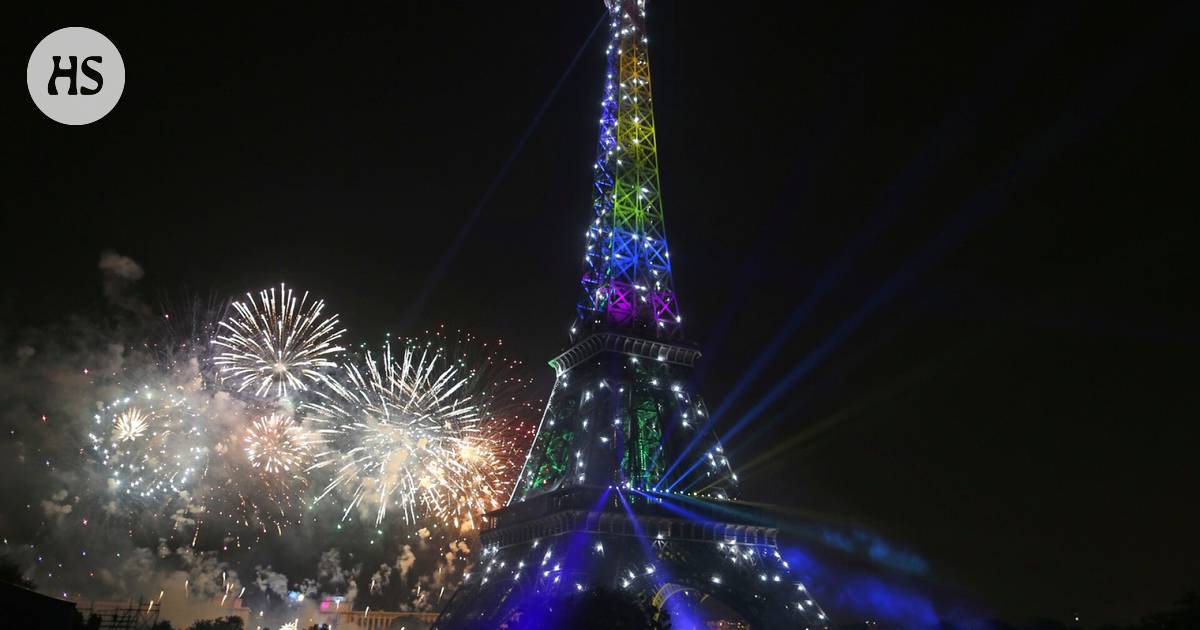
76 598 161 630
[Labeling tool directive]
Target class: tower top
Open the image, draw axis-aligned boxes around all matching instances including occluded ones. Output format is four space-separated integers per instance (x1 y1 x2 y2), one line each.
604 0 647 27
573 0 680 344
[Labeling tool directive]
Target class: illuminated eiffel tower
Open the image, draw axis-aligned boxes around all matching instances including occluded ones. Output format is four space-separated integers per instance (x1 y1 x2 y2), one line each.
436 2 829 627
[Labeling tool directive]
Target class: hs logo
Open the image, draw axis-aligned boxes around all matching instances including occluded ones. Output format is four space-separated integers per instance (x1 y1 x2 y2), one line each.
27 27 125 125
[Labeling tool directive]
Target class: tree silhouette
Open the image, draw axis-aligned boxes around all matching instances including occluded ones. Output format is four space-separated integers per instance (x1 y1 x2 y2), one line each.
1139 590 1200 629
186 616 245 630
489 587 667 630
0 556 35 590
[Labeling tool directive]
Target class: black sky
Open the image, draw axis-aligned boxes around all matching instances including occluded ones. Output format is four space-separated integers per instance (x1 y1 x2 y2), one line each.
4 1 1199 625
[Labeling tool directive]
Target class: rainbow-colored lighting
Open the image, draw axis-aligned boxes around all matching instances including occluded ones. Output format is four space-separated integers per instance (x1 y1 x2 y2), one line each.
575 0 681 342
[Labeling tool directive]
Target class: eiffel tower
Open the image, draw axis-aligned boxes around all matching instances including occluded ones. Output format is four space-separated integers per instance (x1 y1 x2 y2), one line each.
436 2 829 627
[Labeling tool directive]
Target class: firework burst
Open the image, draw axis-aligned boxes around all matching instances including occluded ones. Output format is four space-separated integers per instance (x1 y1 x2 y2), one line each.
213 284 346 398
304 329 539 532
304 339 486 526
200 422 312 540
244 414 311 474
114 408 151 442
88 384 210 507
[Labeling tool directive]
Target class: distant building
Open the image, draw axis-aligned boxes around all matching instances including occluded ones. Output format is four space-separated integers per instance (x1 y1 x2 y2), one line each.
303 596 435 630
327 607 437 630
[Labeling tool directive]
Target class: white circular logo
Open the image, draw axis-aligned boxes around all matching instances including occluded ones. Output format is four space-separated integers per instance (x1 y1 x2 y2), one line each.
27 27 125 125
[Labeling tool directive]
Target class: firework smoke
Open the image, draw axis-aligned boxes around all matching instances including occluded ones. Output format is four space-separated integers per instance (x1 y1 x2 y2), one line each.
0 256 539 625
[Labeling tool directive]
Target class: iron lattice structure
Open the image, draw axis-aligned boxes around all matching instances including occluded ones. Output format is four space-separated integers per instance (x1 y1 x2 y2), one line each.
436 2 829 627
575 0 679 342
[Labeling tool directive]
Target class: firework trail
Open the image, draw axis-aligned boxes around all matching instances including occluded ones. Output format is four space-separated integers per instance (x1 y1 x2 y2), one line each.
438 432 508 532
423 329 540 531
196 406 319 540
213 284 346 398
199 427 312 540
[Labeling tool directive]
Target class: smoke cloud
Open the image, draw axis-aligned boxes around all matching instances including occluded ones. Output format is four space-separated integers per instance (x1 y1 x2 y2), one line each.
0 252 517 627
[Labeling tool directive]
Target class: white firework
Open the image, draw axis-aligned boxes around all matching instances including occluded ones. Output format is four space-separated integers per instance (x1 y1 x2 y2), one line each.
213 283 345 398
89 385 209 506
113 408 150 442
305 341 483 526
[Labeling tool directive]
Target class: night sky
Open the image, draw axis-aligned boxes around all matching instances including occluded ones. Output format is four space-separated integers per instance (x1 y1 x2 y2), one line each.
5 2 1199 625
